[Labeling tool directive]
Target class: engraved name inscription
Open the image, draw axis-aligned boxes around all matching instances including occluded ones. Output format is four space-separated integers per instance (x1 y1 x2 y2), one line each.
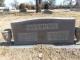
47 31 69 41
26 23 58 31
17 32 38 41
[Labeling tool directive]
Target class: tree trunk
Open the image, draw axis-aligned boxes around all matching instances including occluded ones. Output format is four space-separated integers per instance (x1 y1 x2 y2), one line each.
36 0 42 13
70 0 72 10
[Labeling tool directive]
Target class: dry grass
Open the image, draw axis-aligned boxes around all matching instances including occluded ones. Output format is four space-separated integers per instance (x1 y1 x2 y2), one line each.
0 46 80 60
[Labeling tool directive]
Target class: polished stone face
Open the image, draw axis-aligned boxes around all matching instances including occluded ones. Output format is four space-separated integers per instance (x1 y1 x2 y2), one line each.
11 18 75 45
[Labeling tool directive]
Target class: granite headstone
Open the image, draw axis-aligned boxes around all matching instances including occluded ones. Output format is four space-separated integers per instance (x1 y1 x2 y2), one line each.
11 18 75 45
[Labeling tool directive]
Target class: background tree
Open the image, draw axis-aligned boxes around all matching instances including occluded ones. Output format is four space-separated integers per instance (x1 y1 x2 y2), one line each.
74 0 79 8
11 0 19 9
48 0 56 9
0 0 5 6
19 3 26 12
63 0 72 8
69 0 73 9
42 1 49 10
29 1 35 10
36 0 42 13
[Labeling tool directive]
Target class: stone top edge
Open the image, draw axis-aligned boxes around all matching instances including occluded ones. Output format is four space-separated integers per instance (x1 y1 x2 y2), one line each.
12 17 75 23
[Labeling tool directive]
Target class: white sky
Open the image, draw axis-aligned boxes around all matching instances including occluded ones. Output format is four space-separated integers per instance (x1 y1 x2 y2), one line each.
4 0 63 5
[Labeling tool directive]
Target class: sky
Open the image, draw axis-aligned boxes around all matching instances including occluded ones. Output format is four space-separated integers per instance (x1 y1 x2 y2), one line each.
4 0 61 4
4 0 64 6
4 0 76 9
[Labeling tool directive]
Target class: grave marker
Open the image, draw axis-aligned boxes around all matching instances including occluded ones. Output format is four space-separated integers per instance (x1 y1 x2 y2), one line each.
11 18 75 45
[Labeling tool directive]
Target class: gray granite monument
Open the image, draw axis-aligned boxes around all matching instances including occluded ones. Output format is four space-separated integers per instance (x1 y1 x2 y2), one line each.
11 17 75 45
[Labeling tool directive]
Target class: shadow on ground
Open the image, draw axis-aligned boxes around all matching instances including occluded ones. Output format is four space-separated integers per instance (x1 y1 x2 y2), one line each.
0 41 77 46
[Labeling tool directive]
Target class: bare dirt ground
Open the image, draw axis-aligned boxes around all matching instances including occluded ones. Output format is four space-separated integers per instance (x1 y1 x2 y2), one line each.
0 9 80 60
0 45 80 60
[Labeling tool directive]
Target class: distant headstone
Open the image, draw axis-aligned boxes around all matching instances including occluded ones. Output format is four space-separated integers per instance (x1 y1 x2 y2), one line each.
2 7 10 15
19 8 27 12
43 9 52 14
11 18 75 45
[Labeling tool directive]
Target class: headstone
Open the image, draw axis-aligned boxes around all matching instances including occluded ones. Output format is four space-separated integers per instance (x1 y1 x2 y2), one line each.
11 18 75 45
43 9 52 14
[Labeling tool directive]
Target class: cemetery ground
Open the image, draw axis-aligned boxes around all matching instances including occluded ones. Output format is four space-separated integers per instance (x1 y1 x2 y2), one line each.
0 9 80 60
